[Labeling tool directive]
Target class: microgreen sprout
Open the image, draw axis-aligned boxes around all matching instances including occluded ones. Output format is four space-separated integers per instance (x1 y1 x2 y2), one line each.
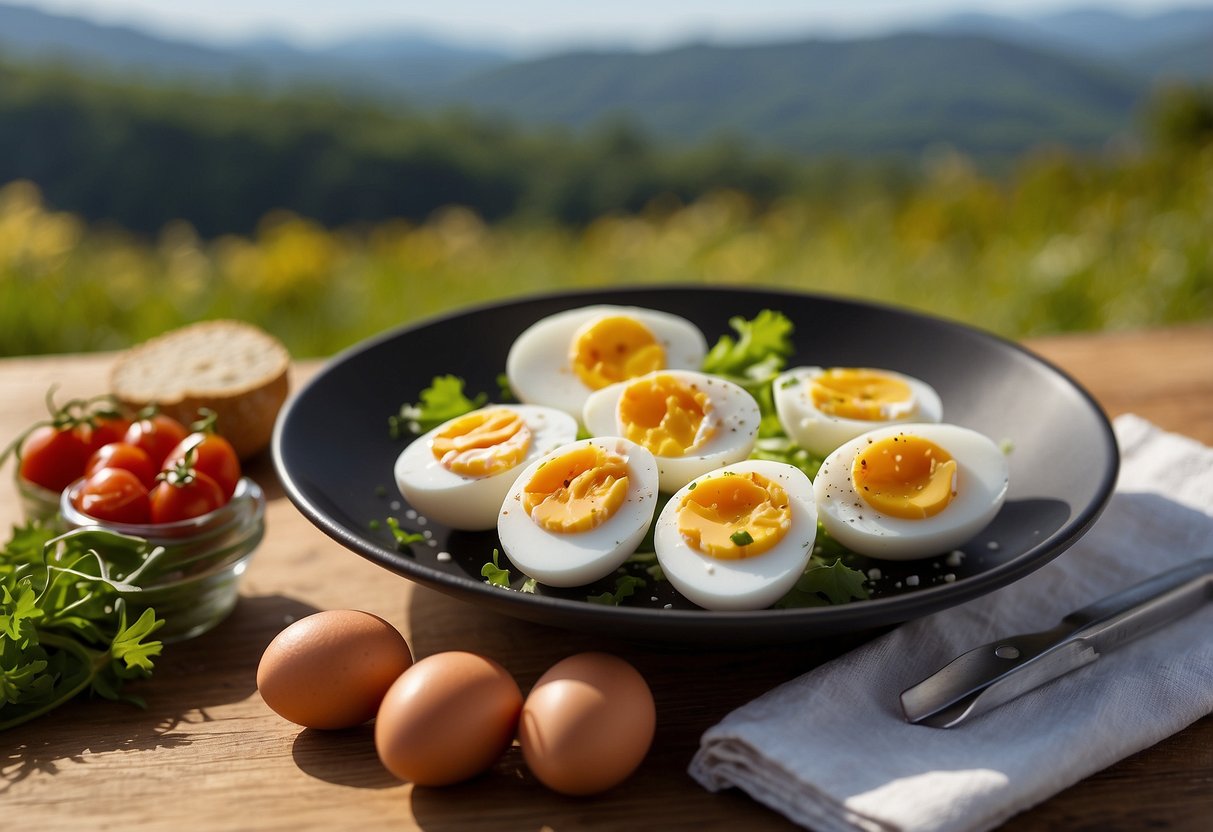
587 574 647 606
385 517 425 551
481 548 511 588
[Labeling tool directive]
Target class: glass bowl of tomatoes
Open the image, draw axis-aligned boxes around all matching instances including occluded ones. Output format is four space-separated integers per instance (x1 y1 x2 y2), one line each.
52 406 264 641
8 396 266 640
60 475 266 642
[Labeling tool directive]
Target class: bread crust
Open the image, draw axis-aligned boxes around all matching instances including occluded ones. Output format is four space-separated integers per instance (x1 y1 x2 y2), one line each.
110 320 291 460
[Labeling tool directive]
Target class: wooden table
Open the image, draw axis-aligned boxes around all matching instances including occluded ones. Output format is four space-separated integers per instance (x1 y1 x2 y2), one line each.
3 325 1212 831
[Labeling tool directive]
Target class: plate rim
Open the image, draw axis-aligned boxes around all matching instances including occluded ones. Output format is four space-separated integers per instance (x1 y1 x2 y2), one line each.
272 284 1120 633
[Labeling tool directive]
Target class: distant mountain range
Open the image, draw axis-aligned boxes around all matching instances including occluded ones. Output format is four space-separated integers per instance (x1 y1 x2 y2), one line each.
435 33 1145 156
931 7 1213 79
0 3 509 89
0 2 1210 157
935 7 1212 57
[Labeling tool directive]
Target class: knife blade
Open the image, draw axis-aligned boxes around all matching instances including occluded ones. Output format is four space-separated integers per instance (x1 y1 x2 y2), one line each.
900 557 1213 728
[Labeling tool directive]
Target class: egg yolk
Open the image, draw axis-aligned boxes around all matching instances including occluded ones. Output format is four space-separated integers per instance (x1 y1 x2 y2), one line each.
523 445 630 533
852 434 957 520
570 315 666 390
431 408 532 477
811 368 915 421
677 472 791 560
618 373 715 457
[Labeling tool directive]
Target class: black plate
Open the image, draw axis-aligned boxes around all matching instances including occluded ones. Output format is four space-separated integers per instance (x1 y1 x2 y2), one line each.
272 287 1118 644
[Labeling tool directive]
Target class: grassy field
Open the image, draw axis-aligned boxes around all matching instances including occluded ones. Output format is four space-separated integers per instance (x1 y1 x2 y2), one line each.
1 142 1210 359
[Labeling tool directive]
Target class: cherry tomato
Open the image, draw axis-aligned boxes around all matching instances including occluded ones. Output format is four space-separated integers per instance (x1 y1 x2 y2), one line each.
73 467 151 525
124 413 189 468
89 414 133 452
85 442 158 489
164 434 241 500
18 424 94 492
150 469 225 524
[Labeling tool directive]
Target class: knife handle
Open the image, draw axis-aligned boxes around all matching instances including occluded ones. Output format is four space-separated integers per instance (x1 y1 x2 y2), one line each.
1062 557 1213 654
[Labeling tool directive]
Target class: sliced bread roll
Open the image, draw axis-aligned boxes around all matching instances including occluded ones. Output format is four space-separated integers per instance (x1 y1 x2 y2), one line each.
111 320 291 460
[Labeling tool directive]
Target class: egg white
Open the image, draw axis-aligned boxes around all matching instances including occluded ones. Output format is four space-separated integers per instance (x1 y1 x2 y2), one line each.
813 422 1009 561
581 369 761 493
505 305 708 417
653 459 818 611
773 366 943 457
394 404 578 531
497 437 659 588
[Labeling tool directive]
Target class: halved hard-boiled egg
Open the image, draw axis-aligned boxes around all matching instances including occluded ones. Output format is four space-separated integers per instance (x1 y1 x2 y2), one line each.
395 404 578 531
581 370 761 493
813 423 1009 560
506 306 708 417
653 460 817 611
773 366 943 457
497 437 659 587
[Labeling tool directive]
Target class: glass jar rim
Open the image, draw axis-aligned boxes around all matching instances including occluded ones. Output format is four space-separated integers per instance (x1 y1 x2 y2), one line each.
60 476 265 543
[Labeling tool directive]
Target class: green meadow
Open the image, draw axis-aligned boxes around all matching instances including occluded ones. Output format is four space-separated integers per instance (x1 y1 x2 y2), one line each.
3 138 1210 360
2 66 1212 360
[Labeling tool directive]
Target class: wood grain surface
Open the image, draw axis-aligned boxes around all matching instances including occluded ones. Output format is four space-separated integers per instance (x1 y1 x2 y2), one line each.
2 324 1212 832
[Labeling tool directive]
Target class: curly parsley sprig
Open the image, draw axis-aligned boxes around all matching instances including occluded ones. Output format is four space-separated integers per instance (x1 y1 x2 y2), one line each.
1 523 166 731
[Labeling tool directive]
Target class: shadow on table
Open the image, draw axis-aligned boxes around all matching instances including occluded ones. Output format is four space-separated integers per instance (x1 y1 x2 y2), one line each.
153 592 321 709
1 709 191 795
1 593 319 794
408 742 797 831
291 724 401 789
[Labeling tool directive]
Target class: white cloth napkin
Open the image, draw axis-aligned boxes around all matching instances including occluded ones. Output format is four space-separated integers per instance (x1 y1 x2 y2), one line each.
690 414 1213 832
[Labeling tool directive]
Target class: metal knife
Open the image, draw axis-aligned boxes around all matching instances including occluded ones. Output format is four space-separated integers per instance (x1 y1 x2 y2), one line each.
900 557 1213 728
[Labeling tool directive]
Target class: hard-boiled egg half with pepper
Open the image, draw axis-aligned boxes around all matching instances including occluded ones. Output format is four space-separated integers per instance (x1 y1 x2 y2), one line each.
653 460 817 611
506 306 709 418
814 423 1009 560
395 404 578 530
498 437 659 587
581 370 761 493
773 366 943 457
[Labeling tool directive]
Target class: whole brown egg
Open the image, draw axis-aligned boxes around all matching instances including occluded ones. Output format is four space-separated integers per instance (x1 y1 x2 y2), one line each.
256 609 413 730
374 651 523 787
518 652 656 795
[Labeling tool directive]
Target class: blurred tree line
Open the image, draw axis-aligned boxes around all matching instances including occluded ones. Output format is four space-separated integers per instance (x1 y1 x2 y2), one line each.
0 59 914 236
1147 84 1213 150
1 59 1209 239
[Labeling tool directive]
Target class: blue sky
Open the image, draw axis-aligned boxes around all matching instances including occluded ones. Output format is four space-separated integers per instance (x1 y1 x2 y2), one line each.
9 0 1206 50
